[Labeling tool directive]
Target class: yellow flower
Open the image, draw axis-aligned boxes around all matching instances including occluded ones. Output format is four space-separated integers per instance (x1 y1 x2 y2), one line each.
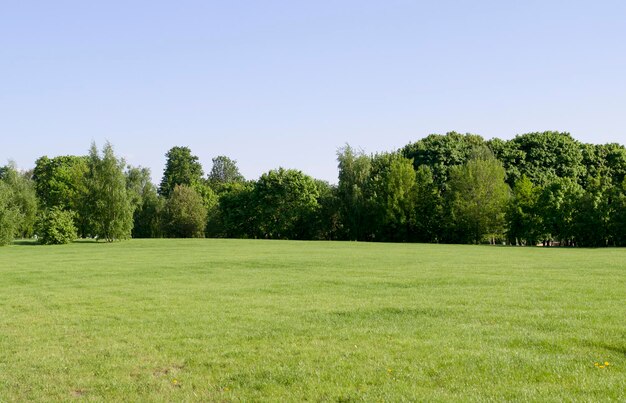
604 362 610 366
172 379 178 384
594 362 599 366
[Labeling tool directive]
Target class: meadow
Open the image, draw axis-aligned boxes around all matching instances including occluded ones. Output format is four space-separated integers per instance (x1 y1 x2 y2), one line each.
0 239 624 401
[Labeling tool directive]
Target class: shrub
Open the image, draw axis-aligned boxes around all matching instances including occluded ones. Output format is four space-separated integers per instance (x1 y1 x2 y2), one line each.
37 208 77 245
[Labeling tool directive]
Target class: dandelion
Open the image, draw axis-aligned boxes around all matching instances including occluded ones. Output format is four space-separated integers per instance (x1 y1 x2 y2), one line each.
599 365 605 369
594 362 599 366
604 362 610 366
172 379 178 385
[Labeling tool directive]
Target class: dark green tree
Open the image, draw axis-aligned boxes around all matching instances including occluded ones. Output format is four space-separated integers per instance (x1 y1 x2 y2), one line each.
253 168 320 239
506 176 544 245
413 165 444 243
337 145 372 240
159 146 204 197
402 132 486 189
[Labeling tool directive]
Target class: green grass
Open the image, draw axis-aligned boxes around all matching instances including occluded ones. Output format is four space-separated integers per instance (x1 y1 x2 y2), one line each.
1 239 624 401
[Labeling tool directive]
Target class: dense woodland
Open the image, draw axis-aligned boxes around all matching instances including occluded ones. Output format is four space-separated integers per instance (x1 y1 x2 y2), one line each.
1 131 625 247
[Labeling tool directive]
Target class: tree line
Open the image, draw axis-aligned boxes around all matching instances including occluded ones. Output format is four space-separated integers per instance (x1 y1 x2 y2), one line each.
1 131 625 247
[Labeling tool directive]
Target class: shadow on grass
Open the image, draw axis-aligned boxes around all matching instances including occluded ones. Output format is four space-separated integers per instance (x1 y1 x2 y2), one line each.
12 238 101 246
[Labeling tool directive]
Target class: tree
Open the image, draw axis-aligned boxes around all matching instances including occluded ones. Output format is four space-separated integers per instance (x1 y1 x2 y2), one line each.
0 164 38 238
32 155 89 236
337 145 372 240
159 146 204 197
506 176 544 245
163 184 207 238
536 177 583 245
413 165 444 243
507 132 585 186
86 142 134 242
208 156 244 190
125 166 163 238
366 153 417 242
446 153 511 244
211 181 256 238
253 168 320 239
36 207 77 245
402 132 486 189
0 181 20 246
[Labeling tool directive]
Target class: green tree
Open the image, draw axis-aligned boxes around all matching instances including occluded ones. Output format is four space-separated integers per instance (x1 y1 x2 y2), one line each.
337 145 372 240
0 164 38 238
159 146 204 197
0 181 20 245
366 153 417 242
571 176 612 247
212 181 256 238
36 207 77 245
163 184 207 238
536 177 584 246
413 165 444 243
446 153 511 244
402 132 486 189
253 168 320 239
507 132 585 186
125 166 163 238
506 176 544 245
208 156 244 190
32 155 90 236
86 142 134 242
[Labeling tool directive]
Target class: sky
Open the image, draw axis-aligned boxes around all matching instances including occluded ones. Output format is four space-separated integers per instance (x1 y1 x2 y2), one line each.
1 1 626 183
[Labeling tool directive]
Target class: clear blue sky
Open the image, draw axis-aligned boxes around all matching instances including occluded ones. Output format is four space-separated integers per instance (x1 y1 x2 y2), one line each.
2 1 625 183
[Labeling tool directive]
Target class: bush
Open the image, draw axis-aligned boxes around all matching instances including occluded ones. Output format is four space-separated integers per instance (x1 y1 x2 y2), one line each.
0 183 19 246
37 208 77 245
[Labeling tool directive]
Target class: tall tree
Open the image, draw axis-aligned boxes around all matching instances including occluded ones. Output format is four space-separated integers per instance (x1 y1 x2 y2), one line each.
0 181 20 245
159 146 204 197
86 142 134 242
446 153 511 244
337 145 372 240
125 166 162 238
413 165 444 243
366 153 417 242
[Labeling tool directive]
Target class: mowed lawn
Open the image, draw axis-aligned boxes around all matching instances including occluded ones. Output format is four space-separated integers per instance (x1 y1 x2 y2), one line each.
0 240 624 401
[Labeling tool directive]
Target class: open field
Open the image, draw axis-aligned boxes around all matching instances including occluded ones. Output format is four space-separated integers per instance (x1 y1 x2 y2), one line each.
0 239 624 401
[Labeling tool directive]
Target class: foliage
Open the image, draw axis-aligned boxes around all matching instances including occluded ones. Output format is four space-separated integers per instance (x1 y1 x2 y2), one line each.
208 155 244 190
0 182 20 245
158 146 204 197
36 207 77 245
402 132 486 189
86 142 134 242
0 164 38 238
252 168 319 239
163 184 207 238
336 145 372 240
446 153 511 244
32 155 90 236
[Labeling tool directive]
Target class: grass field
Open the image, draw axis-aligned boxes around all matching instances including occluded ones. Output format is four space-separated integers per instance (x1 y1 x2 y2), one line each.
0 239 624 401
